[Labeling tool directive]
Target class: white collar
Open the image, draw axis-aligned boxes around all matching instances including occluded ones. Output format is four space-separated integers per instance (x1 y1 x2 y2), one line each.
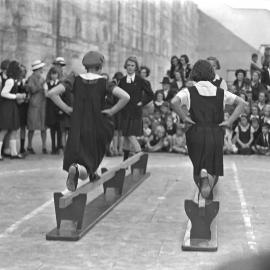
79 73 103 80
194 81 217 96
127 73 136 80
214 74 220 81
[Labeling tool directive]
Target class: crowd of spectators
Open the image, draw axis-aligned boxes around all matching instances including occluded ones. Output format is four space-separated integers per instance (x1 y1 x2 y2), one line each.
0 48 270 161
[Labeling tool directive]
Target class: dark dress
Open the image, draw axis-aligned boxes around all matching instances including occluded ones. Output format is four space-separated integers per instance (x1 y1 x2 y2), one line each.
46 81 60 128
186 86 224 176
0 80 20 130
63 75 114 174
58 87 72 130
236 124 253 155
119 75 153 136
17 79 29 127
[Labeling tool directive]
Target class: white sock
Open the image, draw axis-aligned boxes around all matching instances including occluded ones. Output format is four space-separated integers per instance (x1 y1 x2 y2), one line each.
0 141 3 157
10 139 18 156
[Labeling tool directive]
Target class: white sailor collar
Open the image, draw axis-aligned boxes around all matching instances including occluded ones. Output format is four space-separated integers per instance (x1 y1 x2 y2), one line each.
79 73 103 80
126 73 136 82
194 81 217 96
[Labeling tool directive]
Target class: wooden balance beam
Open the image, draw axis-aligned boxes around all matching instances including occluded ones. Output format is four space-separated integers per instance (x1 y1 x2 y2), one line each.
46 152 150 241
182 188 219 251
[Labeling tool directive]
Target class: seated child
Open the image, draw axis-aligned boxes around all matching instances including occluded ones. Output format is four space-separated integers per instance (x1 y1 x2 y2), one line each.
137 117 152 149
154 91 165 113
250 117 261 146
250 104 260 122
253 123 270 155
165 115 176 150
255 91 267 116
171 124 188 154
234 114 254 155
223 112 238 154
261 104 270 126
146 125 169 152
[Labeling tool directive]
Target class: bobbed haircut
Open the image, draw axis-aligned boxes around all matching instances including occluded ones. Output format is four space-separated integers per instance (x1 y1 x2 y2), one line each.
140 65 150 77
124 56 139 71
180 54 189 64
47 66 60 80
189 60 215 82
6 60 22 80
1 59 10 70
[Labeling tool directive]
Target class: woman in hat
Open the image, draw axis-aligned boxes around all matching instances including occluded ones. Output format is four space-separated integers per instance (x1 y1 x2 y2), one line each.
118 56 154 161
47 51 130 191
207 56 228 91
0 61 26 160
156 77 177 102
26 60 47 154
171 60 246 200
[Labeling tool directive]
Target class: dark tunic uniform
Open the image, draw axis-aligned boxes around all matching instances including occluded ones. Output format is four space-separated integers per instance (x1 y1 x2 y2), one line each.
186 86 224 176
46 81 61 128
17 79 29 128
62 73 114 174
0 79 20 130
119 75 154 136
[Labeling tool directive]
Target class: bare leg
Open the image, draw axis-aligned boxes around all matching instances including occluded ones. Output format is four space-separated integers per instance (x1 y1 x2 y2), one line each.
27 130 34 150
128 136 141 153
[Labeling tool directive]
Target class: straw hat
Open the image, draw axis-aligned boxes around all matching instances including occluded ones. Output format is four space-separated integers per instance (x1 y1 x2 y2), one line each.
32 60 45 71
53 57 66 66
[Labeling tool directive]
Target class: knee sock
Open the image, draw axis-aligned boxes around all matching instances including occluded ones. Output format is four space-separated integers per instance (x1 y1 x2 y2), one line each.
10 139 18 156
123 150 130 161
50 128 56 151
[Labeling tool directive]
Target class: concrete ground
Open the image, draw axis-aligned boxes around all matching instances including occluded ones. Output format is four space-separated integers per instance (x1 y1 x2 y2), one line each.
0 145 270 269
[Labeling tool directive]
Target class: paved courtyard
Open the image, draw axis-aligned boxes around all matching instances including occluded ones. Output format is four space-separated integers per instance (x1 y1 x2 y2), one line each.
0 150 270 269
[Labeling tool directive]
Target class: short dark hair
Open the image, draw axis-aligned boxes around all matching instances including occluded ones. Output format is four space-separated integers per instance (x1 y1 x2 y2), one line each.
140 65 150 77
46 66 60 81
189 60 215 82
180 54 189 64
85 64 102 72
1 59 10 71
6 61 22 80
252 53 258 58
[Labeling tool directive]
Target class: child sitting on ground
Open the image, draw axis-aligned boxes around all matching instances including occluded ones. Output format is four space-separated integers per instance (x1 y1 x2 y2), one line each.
146 125 169 152
165 114 176 150
137 117 152 149
261 104 270 126
234 114 254 155
171 124 188 154
223 112 238 154
252 123 270 155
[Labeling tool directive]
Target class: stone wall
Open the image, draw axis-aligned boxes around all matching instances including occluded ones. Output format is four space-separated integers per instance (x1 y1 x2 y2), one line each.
0 0 199 89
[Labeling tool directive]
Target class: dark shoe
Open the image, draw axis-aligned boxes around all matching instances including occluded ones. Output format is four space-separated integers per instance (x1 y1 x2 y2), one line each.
66 164 79 192
2 152 11 158
42 148 47 154
27 148 35 154
10 154 24 159
89 172 100 182
200 170 211 199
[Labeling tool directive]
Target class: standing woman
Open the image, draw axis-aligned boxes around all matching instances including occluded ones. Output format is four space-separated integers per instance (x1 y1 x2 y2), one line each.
179 54 192 84
119 56 154 160
17 64 29 154
47 51 130 191
169 56 181 80
171 60 246 200
207 56 228 91
0 61 26 160
26 60 47 154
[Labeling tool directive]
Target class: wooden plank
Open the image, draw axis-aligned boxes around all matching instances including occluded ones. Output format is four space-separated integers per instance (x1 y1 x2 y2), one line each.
46 172 151 241
181 188 219 251
59 152 145 208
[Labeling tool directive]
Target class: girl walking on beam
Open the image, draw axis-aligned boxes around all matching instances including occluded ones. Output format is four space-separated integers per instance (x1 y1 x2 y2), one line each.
171 60 246 200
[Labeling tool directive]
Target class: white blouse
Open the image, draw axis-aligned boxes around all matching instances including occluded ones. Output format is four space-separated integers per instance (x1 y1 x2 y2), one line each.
176 81 237 110
1 78 16 100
